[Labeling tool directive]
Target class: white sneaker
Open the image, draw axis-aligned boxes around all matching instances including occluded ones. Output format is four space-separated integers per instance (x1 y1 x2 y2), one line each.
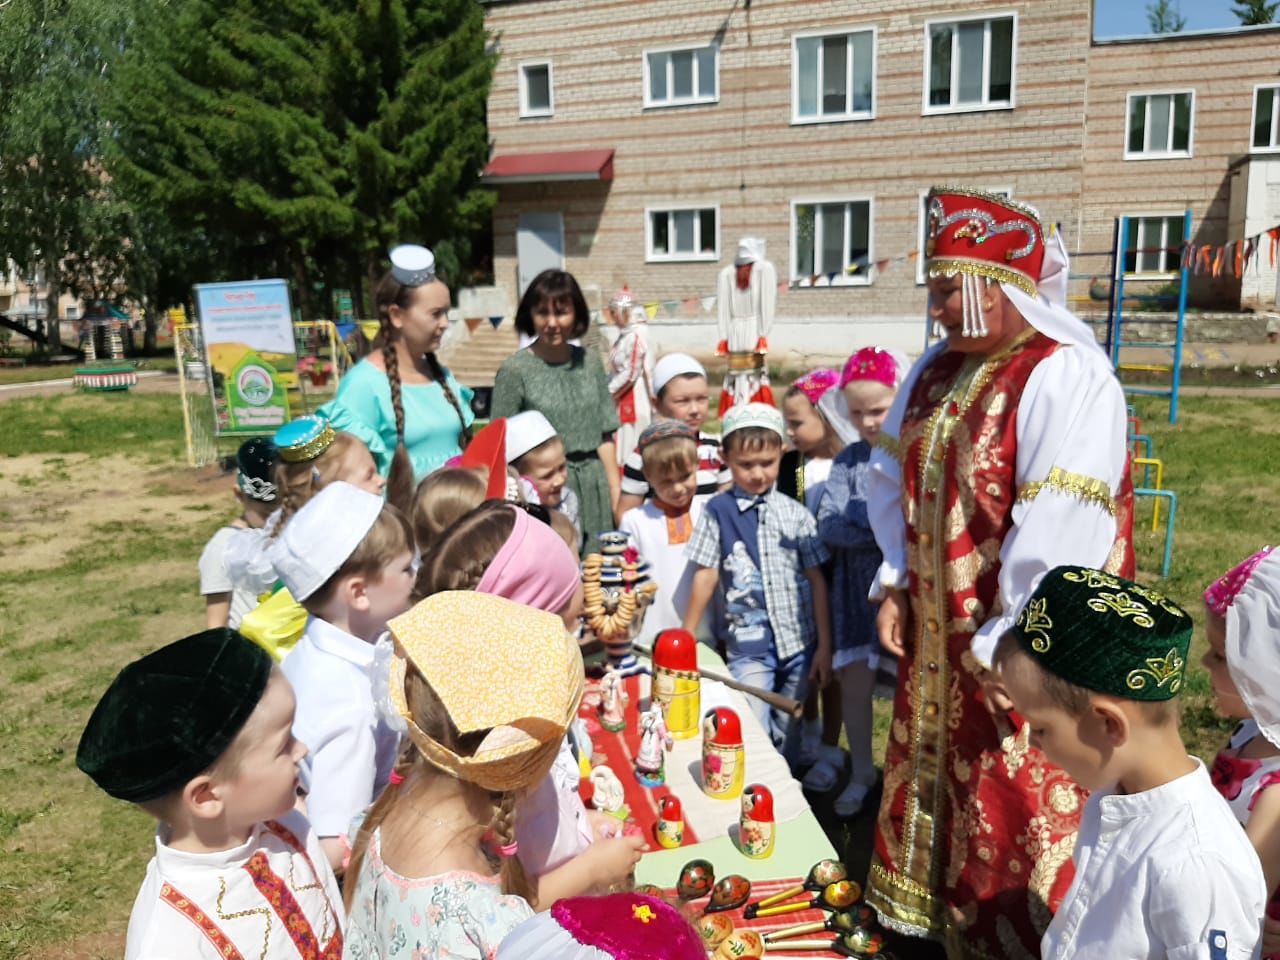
802 744 846 792
834 779 871 818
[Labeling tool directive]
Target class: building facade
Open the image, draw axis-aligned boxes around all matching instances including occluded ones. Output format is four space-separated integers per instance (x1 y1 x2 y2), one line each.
481 0 1280 354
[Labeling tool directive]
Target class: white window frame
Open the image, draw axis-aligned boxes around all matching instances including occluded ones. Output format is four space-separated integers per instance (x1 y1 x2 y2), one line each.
1123 213 1186 279
1250 83 1280 154
790 26 878 125
518 60 554 119
642 43 719 109
64 305 80 320
789 196 875 288
921 11 1017 116
645 204 721 263
915 185 1014 285
1124 90 1195 160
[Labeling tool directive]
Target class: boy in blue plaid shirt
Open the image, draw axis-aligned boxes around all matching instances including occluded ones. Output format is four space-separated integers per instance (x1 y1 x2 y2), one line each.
682 402 832 763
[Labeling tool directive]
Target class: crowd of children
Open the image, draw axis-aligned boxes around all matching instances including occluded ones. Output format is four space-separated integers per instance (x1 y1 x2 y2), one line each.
79 260 1280 958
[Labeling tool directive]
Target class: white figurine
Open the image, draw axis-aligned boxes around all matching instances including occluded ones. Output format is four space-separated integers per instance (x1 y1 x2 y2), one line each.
635 702 673 787
589 765 626 815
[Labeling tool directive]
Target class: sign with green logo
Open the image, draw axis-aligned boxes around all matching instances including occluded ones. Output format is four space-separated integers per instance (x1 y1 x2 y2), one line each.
194 279 295 436
336 289 355 324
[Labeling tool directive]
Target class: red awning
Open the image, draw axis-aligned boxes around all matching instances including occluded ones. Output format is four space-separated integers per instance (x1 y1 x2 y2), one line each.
483 148 614 184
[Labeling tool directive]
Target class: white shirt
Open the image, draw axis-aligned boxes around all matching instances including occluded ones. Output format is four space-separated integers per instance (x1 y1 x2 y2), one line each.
1043 761 1266 960
198 526 259 629
281 617 399 838
125 810 343 960
802 456 833 515
619 495 711 643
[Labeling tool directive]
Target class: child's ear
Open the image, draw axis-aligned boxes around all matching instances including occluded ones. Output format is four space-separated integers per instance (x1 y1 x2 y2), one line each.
1093 698 1130 747
346 575 372 613
184 774 225 822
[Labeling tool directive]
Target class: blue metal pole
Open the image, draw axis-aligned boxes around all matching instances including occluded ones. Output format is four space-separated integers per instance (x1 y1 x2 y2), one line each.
1169 210 1191 424
1111 217 1128 371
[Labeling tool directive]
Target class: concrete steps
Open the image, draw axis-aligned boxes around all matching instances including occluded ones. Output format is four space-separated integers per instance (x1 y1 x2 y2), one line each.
439 321 520 388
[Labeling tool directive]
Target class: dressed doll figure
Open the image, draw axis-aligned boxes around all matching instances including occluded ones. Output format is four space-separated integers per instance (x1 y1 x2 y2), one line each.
606 288 653 462
599 664 627 732
635 702 673 786
716 238 778 416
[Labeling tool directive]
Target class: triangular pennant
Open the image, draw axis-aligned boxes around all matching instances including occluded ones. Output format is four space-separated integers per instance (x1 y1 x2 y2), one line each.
359 320 381 342
663 300 680 315
489 315 504 329
776 281 787 293
701 295 716 312
876 258 891 274
465 317 482 333
645 303 659 320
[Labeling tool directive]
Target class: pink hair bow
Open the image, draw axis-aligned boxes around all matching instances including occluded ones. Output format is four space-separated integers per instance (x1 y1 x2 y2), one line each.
791 367 840 406
1204 546 1275 617
839 347 899 389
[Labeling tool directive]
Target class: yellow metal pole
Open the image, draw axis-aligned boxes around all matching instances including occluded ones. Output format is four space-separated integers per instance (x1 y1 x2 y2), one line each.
174 322 197 468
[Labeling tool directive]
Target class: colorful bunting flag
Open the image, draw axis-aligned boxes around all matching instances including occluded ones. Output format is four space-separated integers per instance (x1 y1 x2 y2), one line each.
465 317 482 333
489 316 503 329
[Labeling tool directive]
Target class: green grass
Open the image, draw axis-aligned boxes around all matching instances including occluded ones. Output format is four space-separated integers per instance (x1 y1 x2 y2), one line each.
0 390 1277 958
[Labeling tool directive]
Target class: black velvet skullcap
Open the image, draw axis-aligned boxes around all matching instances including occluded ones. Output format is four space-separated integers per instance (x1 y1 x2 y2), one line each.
75 629 273 802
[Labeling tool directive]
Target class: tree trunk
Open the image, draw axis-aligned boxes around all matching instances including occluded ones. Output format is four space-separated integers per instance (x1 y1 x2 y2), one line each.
45 270 63 355
143 295 158 353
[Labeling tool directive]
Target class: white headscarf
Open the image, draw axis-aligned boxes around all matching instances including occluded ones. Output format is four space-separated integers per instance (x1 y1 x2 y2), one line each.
1226 550 1280 747
1002 229 1108 356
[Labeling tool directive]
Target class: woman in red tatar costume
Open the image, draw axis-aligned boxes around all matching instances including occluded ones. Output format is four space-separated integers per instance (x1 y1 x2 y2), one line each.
864 187 1134 960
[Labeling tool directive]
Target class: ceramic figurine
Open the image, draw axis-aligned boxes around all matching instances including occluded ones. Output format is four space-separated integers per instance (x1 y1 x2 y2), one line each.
652 628 701 740
655 795 684 849
701 706 745 800
589 765 627 817
635 701 673 787
738 784 775 859
581 532 659 673
599 664 627 732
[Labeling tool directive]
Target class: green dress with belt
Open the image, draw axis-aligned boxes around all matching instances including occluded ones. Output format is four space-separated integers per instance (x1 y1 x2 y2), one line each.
492 346 620 554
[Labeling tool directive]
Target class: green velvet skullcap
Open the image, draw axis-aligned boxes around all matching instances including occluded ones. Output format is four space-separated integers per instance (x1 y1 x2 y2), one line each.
75 629 273 802
1010 565 1192 701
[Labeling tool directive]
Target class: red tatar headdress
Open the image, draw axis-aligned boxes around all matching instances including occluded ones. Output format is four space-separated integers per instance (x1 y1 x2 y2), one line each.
926 187 1045 296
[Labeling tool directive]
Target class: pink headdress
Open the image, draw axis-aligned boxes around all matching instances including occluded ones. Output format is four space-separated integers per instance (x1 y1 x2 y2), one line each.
476 505 581 614
790 367 840 407
839 347 900 390
496 892 705 960
1204 546 1276 617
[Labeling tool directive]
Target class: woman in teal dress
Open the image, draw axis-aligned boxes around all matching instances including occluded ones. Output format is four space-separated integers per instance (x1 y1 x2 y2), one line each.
321 245 474 512
492 270 619 554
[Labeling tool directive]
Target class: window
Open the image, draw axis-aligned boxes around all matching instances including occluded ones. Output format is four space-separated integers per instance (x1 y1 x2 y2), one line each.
519 61 553 118
924 14 1015 113
915 186 1013 284
791 199 873 286
793 29 876 123
1125 91 1193 159
1252 84 1280 152
65 305 80 320
644 45 718 108
646 206 719 262
1124 215 1185 276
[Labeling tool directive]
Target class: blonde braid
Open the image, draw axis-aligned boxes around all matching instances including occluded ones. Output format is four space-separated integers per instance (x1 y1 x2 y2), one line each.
490 790 535 902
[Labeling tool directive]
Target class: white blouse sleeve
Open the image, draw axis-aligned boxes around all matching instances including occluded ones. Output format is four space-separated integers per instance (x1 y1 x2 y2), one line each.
867 343 944 599
970 345 1128 667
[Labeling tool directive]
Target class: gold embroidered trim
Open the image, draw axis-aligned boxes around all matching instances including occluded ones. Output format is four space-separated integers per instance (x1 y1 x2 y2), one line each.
1016 597 1054 652
1126 647 1185 694
928 185 1045 224
1016 467 1116 517
876 433 901 460
927 257 1038 297
278 422 336 463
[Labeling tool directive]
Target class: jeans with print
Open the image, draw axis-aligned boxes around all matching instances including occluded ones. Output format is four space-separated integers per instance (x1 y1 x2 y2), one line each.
726 646 812 769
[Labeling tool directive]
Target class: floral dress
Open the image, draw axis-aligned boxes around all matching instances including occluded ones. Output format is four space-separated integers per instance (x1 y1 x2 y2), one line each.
1211 719 1280 957
343 829 533 960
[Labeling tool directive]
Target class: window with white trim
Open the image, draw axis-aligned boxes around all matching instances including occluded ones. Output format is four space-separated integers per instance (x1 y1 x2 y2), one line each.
65 305 80 320
791 199 873 286
644 45 718 108
519 61 553 118
925 14 1015 113
915 186 1013 284
1124 215 1185 275
793 29 875 123
1252 85 1280 152
1125 91 1193 158
647 206 719 262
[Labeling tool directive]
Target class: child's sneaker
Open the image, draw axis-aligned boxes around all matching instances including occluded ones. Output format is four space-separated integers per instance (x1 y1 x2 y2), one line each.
801 744 846 792
797 721 823 767
834 778 872 818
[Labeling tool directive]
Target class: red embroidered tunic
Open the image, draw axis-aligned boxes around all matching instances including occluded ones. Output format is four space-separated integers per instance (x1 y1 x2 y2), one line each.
866 332 1134 960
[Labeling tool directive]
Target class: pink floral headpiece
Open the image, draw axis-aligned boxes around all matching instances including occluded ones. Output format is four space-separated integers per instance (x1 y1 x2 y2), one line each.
840 347 899 389
1204 546 1275 617
791 367 840 407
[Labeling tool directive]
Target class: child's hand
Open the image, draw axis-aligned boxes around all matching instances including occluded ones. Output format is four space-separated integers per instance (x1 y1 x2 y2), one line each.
809 646 833 690
877 588 909 657
584 834 646 889
586 809 622 840
1264 915 1280 956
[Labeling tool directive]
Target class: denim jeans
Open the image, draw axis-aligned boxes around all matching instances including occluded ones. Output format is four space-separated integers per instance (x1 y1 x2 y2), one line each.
727 647 812 769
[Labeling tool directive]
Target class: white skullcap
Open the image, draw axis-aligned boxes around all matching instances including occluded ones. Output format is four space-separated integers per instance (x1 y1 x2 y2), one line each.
267 482 384 600
505 410 559 463
652 353 707 395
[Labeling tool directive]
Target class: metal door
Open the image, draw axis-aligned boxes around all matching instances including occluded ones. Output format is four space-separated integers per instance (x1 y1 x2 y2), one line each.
517 212 565 296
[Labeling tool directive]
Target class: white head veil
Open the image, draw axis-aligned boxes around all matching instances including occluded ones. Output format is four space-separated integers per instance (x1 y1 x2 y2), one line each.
1226 551 1280 748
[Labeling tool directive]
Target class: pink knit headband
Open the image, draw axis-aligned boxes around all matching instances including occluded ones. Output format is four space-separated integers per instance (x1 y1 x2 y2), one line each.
1204 546 1275 617
791 367 840 406
839 347 899 389
475 505 581 615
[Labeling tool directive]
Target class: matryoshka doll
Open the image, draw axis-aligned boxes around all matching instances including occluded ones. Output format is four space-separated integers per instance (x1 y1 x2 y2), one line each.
700 707 744 800
738 784 775 859
652 628 700 740
655 794 684 849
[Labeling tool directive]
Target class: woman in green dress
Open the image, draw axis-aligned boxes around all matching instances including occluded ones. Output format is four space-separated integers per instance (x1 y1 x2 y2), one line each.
492 270 619 554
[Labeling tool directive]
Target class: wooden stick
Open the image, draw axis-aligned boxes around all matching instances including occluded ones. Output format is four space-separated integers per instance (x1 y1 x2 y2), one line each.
632 643 804 718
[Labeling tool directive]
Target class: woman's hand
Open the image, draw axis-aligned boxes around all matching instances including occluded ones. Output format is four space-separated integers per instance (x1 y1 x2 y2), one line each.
877 588 910 657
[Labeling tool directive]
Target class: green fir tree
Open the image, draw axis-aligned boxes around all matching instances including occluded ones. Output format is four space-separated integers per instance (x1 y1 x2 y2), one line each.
1231 0 1279 25
1147 0 1187 32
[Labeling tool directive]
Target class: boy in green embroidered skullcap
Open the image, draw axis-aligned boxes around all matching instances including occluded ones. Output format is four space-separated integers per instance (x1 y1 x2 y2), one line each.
993 565 1266 960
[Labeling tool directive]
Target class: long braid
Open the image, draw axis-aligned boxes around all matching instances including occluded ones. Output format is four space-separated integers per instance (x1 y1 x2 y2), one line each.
342 743 417 913
490 790 535 903
425 351 472 446
381 307 416 516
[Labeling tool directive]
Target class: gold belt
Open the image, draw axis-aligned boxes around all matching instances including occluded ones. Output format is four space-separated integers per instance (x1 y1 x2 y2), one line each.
728 352 766 371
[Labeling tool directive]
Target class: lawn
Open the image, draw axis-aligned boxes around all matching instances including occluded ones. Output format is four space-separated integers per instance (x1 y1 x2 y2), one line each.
0 388 1277 959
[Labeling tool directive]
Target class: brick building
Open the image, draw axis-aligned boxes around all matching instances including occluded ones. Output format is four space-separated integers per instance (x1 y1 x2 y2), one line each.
480 0 1280 354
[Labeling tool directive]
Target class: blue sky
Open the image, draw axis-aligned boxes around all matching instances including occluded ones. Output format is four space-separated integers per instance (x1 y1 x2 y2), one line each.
1095 0 1250 37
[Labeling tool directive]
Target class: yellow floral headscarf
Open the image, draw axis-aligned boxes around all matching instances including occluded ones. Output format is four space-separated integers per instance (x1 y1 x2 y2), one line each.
379 591 584 793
